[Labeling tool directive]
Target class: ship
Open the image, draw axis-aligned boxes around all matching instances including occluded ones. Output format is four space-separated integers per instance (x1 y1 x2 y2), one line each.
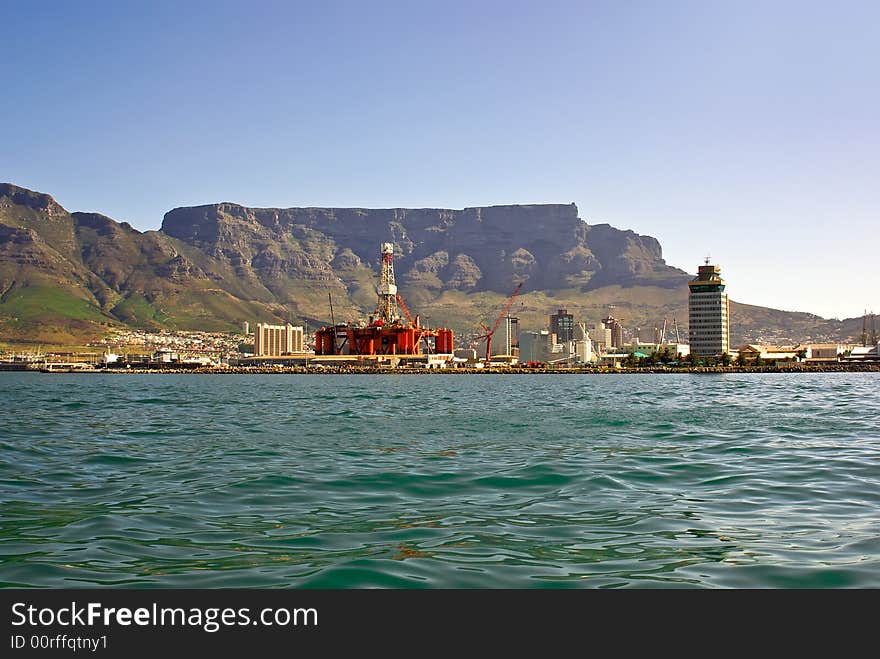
0 354 42 371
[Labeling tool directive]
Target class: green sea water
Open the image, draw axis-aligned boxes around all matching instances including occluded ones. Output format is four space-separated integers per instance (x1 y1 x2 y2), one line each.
1 372 878 588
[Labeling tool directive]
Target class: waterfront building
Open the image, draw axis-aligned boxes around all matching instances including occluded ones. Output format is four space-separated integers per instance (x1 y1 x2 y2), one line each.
549 309 574 343
254 323 304 356
598 352 630 368
803 343 846 362
688 260 730 357
624 340 691 358
843 341 880 362
454 348 478 362
519 328 590 365
736 344 798 363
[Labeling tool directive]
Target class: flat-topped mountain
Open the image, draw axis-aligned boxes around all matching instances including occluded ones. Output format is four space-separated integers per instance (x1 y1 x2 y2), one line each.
0 183 861 345
160 201 688 297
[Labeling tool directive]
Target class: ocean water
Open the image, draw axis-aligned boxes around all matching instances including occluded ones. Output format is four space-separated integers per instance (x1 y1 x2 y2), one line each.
1 372 878 588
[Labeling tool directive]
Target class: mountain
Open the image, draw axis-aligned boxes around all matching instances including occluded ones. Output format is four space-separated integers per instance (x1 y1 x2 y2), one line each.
0 184 280 343
0 183 863 345
158 201 691 325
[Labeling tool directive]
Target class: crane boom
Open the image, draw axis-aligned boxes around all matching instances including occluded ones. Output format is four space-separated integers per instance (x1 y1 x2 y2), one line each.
490 282 523 336
480 282 523 362
395 294 417 327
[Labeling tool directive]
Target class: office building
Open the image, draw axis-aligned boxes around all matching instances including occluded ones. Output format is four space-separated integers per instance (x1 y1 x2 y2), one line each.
493 315 520 357
601 315 624 348
688 260 730 357
549 309 574 343
519 330 552 362
592 321 612 354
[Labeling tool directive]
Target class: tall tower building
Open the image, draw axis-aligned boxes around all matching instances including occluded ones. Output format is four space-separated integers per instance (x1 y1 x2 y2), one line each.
688 259 730 357
549 309 574 343
494 315 519 357
592 321 612 354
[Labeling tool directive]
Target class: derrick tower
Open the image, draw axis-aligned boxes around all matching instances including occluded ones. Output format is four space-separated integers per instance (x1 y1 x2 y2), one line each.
377 242 398 323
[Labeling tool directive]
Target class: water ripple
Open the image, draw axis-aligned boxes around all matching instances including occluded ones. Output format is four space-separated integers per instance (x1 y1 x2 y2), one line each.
1 372 878 588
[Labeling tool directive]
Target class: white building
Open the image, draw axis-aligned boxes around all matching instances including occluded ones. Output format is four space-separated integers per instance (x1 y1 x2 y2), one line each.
592 321 613 355
803 343 846 362
573 322 595 363
625 340 691 358
844 342 880 362
254 323 304 357
493 315 519 358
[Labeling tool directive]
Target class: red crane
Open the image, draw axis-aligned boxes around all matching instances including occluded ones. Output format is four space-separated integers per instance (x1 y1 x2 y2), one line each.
477 282 523 364
395 293 418 327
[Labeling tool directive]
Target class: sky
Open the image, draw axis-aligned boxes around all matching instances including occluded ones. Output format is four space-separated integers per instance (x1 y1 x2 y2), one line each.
2 0 877 320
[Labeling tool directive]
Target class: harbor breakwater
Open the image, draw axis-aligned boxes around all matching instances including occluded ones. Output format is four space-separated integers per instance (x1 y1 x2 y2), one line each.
32 363 880 375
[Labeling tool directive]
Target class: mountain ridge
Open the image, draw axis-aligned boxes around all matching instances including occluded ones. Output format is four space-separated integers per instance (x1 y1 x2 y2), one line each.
0 182 864 345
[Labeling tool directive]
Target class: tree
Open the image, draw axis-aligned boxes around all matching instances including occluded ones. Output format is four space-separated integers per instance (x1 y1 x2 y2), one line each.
721 352 731 366
735 352 746 366
754 354 763 366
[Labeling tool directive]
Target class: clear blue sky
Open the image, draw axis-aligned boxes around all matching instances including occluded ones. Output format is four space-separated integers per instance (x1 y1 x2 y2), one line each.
2 0 877 320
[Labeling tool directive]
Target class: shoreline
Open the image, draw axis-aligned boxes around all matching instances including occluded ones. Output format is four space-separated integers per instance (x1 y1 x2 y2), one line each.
13 363 880 375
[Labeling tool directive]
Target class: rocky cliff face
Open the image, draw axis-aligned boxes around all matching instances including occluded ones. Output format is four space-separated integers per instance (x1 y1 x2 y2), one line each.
160 201 688 298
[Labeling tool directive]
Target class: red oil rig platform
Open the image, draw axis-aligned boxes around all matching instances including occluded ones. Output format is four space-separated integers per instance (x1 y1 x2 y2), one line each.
314 243 454 366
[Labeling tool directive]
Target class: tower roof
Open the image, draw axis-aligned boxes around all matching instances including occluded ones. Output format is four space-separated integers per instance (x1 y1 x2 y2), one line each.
689 262 726 289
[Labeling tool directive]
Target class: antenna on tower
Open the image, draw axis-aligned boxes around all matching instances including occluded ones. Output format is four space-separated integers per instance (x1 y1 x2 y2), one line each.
704 255 711 265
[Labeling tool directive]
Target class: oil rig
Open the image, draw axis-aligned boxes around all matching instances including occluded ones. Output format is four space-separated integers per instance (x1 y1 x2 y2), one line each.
314 243 454 363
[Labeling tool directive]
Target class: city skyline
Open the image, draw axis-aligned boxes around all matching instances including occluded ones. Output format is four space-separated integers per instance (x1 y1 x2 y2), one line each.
3 1 878 320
